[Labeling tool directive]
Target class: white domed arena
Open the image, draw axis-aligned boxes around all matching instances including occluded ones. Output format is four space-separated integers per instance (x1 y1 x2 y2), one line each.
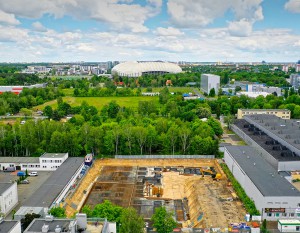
111 61 182 77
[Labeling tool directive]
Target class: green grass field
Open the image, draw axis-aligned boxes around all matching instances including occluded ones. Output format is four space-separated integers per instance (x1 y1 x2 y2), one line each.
62 88 74 96
33 96 160 111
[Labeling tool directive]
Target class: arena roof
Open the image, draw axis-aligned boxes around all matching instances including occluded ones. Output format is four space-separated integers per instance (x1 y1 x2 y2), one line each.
111 61 182 77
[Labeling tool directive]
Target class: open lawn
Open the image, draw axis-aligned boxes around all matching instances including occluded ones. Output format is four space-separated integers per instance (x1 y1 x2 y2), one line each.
61 88 74 96
33 96 160 111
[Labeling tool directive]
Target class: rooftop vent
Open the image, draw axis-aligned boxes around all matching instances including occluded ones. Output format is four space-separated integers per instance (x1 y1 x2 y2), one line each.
253 163 256 166
45 215 54 222
55 225 62 233
42 224 49 233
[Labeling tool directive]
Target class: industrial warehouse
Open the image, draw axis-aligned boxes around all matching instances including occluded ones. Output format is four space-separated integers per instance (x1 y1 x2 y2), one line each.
224 146 300 221
232 114 300 171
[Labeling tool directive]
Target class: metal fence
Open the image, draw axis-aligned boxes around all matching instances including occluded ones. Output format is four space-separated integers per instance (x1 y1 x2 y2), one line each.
114 155 215 159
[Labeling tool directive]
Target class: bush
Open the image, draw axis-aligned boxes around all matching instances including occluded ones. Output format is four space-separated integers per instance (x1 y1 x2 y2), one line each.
220 163 260 215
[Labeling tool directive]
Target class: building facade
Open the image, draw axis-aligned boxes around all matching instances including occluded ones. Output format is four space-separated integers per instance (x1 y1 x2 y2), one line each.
201 74 220 94
0 153 69 171
290 74 300 89
0 182 18 216
224 146 300 221
237 109 291 119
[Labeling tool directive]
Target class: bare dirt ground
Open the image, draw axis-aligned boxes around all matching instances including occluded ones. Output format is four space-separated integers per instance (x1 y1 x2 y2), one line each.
64 158 245 228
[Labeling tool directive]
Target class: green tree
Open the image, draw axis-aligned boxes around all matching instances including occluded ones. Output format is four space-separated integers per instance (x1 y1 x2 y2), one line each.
20 108 32 118
209 88 216 97
119 207 144 233
107 101 120 118
207 117 223 136
151 207 177 233
21 213 41 230
49 207 66 217
224 114 234 130
43 105 53 118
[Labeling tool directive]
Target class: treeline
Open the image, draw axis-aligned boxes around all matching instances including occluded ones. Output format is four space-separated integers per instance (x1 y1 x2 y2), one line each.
0 73 42 85
0 87 64 115
0 104 221 157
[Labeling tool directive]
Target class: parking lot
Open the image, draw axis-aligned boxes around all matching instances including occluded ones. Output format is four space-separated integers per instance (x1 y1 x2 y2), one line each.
1 171 53 220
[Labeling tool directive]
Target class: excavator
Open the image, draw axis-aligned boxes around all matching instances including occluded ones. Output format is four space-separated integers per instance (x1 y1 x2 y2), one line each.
200 168 221 180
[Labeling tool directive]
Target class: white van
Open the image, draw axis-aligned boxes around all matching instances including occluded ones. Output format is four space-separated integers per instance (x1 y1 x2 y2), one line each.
29 172 38 176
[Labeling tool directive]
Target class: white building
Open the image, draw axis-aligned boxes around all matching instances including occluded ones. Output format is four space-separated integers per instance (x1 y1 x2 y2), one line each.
278 219 300 232
224 146 300 221
0 182 18 216
0 152 69 171
290 74 300 89
24 214 116 233
236 91 271 98
201 74 220 94
0 219 21 233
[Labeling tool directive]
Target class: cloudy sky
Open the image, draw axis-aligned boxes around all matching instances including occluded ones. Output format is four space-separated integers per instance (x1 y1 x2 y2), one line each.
0 0 300 62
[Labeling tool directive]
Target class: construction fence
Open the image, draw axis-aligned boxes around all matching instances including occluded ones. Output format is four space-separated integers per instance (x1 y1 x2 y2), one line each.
115 155 215 159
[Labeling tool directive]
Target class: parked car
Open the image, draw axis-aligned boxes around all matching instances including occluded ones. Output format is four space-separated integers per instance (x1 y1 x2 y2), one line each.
3 167 16 172
17 171 26 177
20 120 26 125
20 180 30 184
29 172 38 176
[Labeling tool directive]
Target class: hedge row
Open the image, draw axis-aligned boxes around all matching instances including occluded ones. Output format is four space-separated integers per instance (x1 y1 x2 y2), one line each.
220 163 260 215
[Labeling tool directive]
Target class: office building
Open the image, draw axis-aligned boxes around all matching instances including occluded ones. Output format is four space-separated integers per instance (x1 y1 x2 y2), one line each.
201 74 220 94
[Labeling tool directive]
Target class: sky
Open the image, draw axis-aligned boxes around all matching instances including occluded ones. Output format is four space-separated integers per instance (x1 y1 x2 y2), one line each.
0 0 300 62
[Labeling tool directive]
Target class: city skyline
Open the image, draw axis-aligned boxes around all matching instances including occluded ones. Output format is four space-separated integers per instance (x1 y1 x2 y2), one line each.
0 0 300 62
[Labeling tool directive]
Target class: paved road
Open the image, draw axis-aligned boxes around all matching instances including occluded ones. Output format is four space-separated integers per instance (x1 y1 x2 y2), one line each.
5 171 53 220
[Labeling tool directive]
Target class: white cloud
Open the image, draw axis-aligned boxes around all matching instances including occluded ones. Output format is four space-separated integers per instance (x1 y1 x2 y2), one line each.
0 0 162 33
32 21 47 32
285 0 300 13
228 19 253 37
167 0 263 28
0 10 20 25
154 27 184 36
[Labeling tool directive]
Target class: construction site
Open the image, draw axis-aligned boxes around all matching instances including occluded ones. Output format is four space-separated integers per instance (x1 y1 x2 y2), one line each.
64 159 246 228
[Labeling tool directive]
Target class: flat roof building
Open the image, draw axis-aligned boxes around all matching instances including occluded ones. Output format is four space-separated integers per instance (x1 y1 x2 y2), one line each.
22 157 84 208
0 220 21 233
200 74 220 94
0 182 18 216
232 116 300 171
224 146 300 220
237 109 291 119
24 214 116 233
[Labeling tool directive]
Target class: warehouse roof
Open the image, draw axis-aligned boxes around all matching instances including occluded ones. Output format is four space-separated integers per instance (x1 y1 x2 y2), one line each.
234 119 300 161
239 109 290 112
24 219 73 233
225 146 300 197
23 157 83 207
0 157 39 163
40 153 67 159
0 182 14 195
244 114 300 152
0 220 19 233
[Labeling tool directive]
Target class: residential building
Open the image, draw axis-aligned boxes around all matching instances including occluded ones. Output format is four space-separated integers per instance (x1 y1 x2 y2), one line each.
0 182 18 216
0 84 47 95
224 146 300 221
0 219 21 233
237 109 291 119
201 74 220 94
24 214 116 233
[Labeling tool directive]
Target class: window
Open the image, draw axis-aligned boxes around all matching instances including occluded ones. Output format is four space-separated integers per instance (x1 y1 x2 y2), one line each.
267 213 272 217
275 202 281 204
267 202 273 204
283 202 288 204
36 165 40 168
275 213 280 217
297 203 300 207
296 226 300 231
290 213 295 217
23 165 27 168
9 164 14 167
282 213 287 217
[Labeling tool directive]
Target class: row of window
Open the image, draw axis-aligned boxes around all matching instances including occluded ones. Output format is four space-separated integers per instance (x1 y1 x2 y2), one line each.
243 111 289 115
41 159 62 163
23 164 40 168
267 213 300 218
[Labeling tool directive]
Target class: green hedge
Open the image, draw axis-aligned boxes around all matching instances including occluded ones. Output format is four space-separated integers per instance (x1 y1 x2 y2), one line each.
220 163 260 215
